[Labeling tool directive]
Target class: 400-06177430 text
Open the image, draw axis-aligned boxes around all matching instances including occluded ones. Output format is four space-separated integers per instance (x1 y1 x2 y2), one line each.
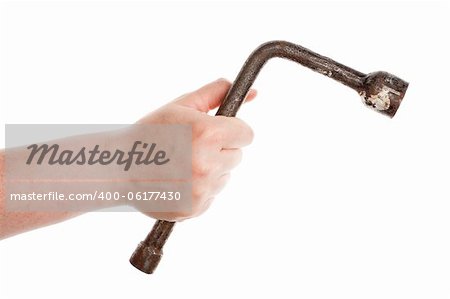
9 191 182 201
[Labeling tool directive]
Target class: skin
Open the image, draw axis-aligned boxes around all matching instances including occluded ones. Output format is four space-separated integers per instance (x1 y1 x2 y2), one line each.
0 78 256 240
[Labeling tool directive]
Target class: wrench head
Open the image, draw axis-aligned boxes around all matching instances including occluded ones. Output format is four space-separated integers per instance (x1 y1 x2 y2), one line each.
359 71 409 118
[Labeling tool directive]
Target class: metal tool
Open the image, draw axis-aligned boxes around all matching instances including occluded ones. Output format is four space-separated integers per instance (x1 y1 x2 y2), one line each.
129 40 409 274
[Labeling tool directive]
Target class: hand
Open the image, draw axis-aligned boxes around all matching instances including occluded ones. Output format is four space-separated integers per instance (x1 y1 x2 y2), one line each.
137 78 257 221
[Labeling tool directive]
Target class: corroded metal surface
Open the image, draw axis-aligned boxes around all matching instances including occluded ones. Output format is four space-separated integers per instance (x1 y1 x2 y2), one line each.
130 220 175 274
130 40 409 275
216 41 408 118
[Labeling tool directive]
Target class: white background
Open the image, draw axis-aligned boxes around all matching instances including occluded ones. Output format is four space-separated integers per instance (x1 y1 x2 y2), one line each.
1 1 449 298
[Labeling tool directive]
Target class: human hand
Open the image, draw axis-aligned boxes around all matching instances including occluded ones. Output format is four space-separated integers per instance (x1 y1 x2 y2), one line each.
136 78 256 221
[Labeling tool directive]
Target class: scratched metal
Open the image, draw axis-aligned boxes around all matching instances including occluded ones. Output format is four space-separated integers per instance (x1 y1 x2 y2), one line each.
130 40 409 275
130 220 175 274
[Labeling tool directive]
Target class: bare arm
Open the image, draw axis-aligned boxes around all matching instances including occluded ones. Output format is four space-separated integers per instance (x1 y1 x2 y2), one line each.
0 151 81 239
0 79 256 240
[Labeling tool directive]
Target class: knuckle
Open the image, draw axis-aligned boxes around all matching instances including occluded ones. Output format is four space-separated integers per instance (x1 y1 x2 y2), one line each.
192 183 209 201
193 197 214 217
240 122 254 145
192 199 204 214
192 121 208 136
193 155 222 178
221 172 231 182
196 123 222 146
192 158 211 178
230 118 254 145
192 127 207 144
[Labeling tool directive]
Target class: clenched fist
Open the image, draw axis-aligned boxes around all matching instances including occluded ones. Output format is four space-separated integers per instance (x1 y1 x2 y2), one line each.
0 79 256 239
137 78 257 221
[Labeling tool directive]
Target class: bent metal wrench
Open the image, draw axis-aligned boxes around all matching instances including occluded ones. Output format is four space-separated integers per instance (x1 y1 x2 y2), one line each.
129 40 409 274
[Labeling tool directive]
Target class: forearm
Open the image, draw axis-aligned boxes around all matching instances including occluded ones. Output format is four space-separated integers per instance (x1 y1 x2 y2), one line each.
0 79 256 240
0 131 122 239
0 124 186 238
0 151 83 239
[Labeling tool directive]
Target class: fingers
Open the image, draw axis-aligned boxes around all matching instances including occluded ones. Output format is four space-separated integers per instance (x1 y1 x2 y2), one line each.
218 149 243 173
175 78 231 112
175 78 257 113
142 79 256 222
213 117 254 149
245 88 257 103
190 173 230 218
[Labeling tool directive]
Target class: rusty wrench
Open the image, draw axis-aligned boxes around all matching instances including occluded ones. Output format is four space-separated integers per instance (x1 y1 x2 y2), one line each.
129 40 409 274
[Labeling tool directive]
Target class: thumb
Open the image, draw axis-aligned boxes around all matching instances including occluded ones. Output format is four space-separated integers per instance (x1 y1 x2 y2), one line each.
175 78 231 113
